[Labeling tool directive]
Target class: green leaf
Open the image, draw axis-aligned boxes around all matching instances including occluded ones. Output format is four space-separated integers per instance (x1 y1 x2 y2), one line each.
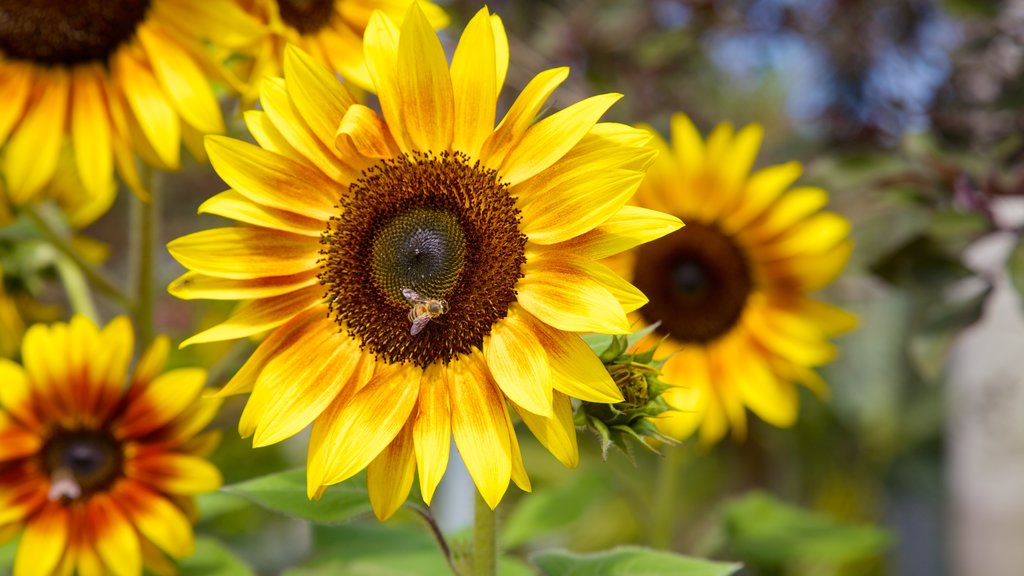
222 468 371 524
1008 238 1024 305
532 546 741 576
179 537 255 576
720 491 892 567
502 473 612 548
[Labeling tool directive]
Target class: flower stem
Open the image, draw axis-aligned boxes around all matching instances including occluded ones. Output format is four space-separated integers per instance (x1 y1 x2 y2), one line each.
131 168 162 345
408 504 460 576
472 491 496 576
21 205 133 311
651 444 684 549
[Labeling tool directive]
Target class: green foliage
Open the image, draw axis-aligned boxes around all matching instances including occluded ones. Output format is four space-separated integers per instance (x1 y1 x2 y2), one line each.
502 473 612 548
1008 238 1024 308
179 537 255 576
221 468 372 525
719 492 892 569
532 546 741 576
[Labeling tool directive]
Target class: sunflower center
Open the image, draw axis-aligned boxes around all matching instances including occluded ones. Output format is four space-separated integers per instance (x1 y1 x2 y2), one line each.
320 152 526 367
43 429 123 500
633 221 753 343
276 0 335 34
0 0 151 66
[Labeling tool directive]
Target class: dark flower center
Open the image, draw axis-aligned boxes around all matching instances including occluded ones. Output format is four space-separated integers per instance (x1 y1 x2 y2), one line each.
277 0 335 34
319 152 526 367
0 0 151 66
633 221 753 343
43 429 123 500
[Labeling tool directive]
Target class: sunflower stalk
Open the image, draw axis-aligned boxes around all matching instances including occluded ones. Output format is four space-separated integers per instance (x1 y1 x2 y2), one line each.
473 491 497 576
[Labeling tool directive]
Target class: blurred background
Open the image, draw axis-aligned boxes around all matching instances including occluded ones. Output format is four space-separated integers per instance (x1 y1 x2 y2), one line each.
7 0 1024 574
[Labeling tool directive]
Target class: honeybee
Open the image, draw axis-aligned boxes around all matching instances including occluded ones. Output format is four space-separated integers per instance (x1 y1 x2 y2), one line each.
402 287 450 336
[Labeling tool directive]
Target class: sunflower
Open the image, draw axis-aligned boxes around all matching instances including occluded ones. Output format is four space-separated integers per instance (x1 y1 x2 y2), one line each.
0 316 222 576
0 0 263 211
167 5 680 519
616 114 857 445
236 0 448 99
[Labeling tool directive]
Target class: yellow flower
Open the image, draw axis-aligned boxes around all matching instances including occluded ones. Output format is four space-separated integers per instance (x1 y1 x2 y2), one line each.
167 5 680 519
0 0 262 210
0 316 222 576
614 114 857 445
236 0 448 99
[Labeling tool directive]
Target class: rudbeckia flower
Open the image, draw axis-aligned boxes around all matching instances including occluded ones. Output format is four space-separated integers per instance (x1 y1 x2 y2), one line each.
167 5 681 519
613 114 857 445
0 0 262 209
237 0 447 98
0 316 222 576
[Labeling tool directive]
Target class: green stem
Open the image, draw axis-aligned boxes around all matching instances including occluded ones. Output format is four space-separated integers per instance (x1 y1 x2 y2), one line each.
651 445 684 549
131 168 162 345
52 253 98 321
21 205 133 311
472 491 497 576
408 504 460 576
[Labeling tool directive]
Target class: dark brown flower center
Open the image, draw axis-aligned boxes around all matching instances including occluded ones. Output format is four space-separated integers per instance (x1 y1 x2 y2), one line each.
633 221 753 344
319 152 526 367
43 429 123 500
0 0 151 66
277 0 335 34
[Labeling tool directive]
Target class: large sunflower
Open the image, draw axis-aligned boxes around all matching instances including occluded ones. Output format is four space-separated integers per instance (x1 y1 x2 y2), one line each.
167 5 680 518
617 114 857 445
0 0 262 210
0 316 222 576
236 0 448 98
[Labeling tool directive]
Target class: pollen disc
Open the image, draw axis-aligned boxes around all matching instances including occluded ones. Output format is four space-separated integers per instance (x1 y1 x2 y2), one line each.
276 0 335 34
43 429 124 499
633 221 753 343
0 0 151 65
320 152 527 367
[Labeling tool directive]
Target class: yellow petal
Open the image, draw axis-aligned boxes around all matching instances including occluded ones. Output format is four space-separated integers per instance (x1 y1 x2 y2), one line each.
490 15 509 93
766 239 853 292
396 2 454 152
0 359 39 431
71 66 114 202
4 69 68 202
517 253 630 334
519 168 644 245
169 269 319 301
449 354 511 509
118 368 206 438
655 348 709 441
115 51 180 169
115 483 194 558
126 453 222 494
499 93 622 186
0 412 40 461
729 340 799 428
504 407 532 492
243 109 304 159
763 212 851 259
198 189 324 236
513 391 578 468
484 307 552 417
414 363 451 505
335 103 399 161
14 503 69 576
308 363 421 490
283 44 356 151
481 67 568 168
0 62 32 145
205 135 339 220
524 312 623 402
560 205 683 259
793 297 858 335
131 336 169 387
88 495 142 576
367 420 416 520
167 227 318 280
748 186 830 242
720 161 803 233
450 7 496 158
669 113 705 175
363 11 407 150
180 285 324 347
249 318 361 447
136 24 224 134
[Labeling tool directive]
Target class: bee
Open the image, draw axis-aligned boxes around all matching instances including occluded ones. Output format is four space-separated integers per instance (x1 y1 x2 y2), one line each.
402 287 450 336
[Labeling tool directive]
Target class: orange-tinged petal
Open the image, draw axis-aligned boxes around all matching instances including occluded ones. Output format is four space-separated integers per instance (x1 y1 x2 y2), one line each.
0 412 39 461
363 10 407 150
14 502 69 576
204 135 339 220
558 205 684 260
248 318 361 447
396 2 454 152
283 44 355 151
504 407 531 492
87 495 141 576
115 52 180 169
513 391 578 468
449 354 511 509
179 285 324 347
167 227 319 280
367 420 416 520
118 368 206 438
484 307 552 417
131 336 169 388
0 359 40 430
169 269 319 301
335 103 399 161
136 24 223 134
413 363 451 505
115 483 194 558
450 7 497 158
198 190 324 237
517 253 630 334
308 363 421 492
499 93 622 186
243 109 305 160
126 453 222 494
481 67 568 169
524 312 623 402
71 65 114 202
4 69 68 202
0 62 32 145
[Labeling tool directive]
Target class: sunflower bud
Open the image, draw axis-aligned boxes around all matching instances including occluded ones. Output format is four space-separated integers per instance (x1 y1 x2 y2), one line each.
577 325 678 461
